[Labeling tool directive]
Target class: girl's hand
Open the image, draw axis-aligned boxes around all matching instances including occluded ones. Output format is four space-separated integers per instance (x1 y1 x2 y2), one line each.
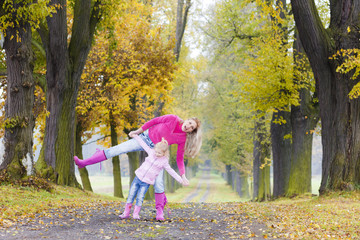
181 174 189 186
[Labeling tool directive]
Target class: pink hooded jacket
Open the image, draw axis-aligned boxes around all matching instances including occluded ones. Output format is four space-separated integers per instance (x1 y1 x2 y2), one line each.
133 135 183 185
141 114 187 175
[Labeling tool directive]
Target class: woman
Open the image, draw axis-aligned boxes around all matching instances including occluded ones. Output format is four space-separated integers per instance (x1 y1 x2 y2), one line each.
74 114 202 221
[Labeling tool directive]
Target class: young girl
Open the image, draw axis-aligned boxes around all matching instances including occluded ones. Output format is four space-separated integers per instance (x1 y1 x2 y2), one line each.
74 114 202 220
120 134 186 220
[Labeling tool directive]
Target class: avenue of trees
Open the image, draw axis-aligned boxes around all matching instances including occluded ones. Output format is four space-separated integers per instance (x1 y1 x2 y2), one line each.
1 0 360 202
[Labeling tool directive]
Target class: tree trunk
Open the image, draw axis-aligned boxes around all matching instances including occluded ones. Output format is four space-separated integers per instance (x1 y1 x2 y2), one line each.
286 30 319 197
253 116 271 201
36 0 101 186
271 110 291 198
127 151 139 187
174 0 191 61
75 121 93 191
1 22 35 179
239 173 250 199
291 0 360 193
110 111 124 198
225 164 232 186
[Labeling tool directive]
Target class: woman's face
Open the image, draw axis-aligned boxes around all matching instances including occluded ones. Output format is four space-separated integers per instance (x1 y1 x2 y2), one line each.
182 119 197 133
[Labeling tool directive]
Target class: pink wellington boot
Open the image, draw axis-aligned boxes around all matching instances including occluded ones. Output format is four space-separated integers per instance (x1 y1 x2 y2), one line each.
119 203 132 219
74 148 107 168
155 192 167 221
132 205 141 220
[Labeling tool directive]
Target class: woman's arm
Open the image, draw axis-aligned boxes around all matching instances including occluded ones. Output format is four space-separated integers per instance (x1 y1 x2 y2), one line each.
141 114 178 131
132 135 152 154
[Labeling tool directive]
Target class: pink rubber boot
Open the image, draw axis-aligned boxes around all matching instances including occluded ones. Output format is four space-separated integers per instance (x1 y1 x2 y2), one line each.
74 148 107 168
132 205 141 220
155 192 167 221
119 203 132 219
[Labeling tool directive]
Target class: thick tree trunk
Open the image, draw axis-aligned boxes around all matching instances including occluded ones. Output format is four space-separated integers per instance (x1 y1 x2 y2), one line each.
75 121 93 191
110 112 124 198
37 0 101 186
1 23 34 178
40 0 77 185
291 0 360 193
271 110 291 198
253 117 271 201
286 31 319 197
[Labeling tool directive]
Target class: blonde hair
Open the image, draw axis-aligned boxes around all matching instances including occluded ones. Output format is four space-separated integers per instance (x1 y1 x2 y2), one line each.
184 117 202 158
155 137 169 157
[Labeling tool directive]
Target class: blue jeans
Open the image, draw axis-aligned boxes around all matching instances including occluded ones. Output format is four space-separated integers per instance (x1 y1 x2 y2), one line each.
104 130 165 193
127 176 150 206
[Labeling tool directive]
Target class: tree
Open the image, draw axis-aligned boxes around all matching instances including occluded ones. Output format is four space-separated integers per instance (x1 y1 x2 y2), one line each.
0 0 55 179
35 0 107 186
291 0 360 193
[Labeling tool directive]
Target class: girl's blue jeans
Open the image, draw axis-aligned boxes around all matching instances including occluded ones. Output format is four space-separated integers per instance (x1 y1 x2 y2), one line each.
127 176 150 206
103 130 165 193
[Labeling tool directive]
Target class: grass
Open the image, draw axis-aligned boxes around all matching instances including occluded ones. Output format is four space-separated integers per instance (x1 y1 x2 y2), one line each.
0 182 122 227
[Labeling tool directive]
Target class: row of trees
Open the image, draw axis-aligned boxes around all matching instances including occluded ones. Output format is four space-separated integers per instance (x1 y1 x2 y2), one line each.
0 0 195 199
198 0 360 200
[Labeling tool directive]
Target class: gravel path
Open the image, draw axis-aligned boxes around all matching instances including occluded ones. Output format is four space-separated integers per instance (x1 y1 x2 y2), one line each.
0 201 271 240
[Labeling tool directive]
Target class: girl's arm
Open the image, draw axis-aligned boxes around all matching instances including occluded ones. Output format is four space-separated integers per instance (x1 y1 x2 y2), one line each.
133 135 152 154
141 114 178 131
163 163 185 185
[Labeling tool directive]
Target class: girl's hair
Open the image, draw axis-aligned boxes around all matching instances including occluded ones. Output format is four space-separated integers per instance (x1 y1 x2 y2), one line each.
155 137 169 157
184 117 202 158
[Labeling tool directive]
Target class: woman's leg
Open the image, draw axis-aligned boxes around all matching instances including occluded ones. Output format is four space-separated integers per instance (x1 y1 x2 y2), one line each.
154 169 167 221
154 169 165 193
74 138 144 168
104 138 143 159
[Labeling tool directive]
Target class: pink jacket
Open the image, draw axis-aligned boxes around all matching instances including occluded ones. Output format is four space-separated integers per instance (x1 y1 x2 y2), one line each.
141 114 187 175
133 135 183 185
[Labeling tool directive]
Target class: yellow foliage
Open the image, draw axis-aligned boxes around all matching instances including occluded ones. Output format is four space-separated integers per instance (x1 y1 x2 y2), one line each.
77 0 177 146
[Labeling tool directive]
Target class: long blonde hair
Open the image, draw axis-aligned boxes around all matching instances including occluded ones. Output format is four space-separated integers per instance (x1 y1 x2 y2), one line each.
184 117 202 158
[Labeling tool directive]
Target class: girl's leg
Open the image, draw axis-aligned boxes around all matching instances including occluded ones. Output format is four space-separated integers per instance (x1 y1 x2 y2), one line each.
154 169 167 221
120 177 140 219
133 181 150 219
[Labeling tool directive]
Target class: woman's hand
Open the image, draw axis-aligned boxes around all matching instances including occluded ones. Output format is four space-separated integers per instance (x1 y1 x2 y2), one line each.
181 174 189 186
129 128 144 138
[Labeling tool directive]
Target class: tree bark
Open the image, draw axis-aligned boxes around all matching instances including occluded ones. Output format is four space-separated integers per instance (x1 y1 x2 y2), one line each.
291 0 360 193
271 110 291 198
174 0 191 61
253 116 271 201
1 21 35 178
36 0 101 186
128 151 139 187
286 30 319 197
110 111 124 198
75 121 93 191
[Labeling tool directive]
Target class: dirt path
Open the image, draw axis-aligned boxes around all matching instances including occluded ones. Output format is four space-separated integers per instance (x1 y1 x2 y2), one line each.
183 168 211 203
0 201 271 240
